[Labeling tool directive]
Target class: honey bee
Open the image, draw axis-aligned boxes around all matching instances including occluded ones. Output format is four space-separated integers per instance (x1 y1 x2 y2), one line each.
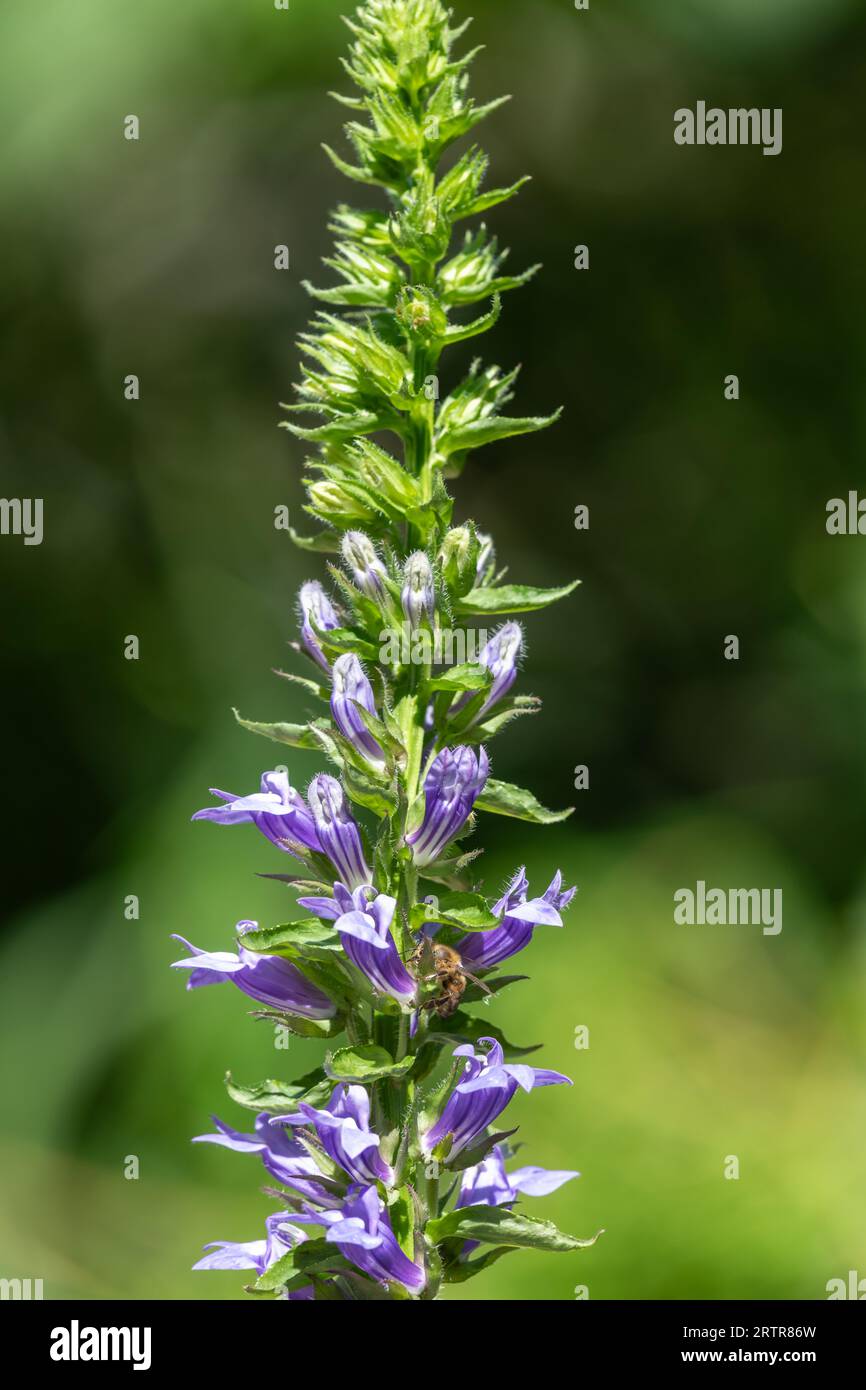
410 941 491 1019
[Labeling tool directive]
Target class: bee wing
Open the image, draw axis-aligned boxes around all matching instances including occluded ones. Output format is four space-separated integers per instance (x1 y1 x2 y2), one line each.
459 967 492 995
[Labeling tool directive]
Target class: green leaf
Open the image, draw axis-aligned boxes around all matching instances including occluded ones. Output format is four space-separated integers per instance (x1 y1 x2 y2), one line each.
393 693 424 801
317 626 380 663
386 1186 416 1262
252 1238 360 1292
254 1249 299 1292
428 1204 604 1253
457 176 532 221
255 874 333 895
424 662 492 694
454 579 580 616
475 777 574 824
324 1044 415 1083
224 1068 332 1115
240 920 342 960
342 767 397 819
293 1239 357 1275
410 890 499 933
351 700 404 761
442 293 501 345
442 1245 518 1284
273 668 329 700
462 973 528 1003
427 1011 540 1059
248 1007 341 1041
464 694 542 742
445 1126 519 1172
287 526 341 554
232 709 319 750
438 408 561 457
321 142 389 188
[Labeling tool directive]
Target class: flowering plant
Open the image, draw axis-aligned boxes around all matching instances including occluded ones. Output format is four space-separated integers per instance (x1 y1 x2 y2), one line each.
176 0 600 1301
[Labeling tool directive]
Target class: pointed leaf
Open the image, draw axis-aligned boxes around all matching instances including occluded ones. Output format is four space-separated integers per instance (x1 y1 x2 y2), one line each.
438 408 561 457
224 1069 332 1115
455 580 579 616
240 920 342 959
428 1204 603 1253
233 710 319 750
288 527 341 554
324 1044 415 1083
475 778 574 824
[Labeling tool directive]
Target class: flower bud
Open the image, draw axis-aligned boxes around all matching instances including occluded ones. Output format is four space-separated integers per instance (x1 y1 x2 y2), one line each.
406 745 489 867
341 530 388 600
452 621 524 726
308 480 377 525
439 524 479 597
395 286 447 343
401 551 435 630
306 773 372 891
330 653 387 771
297 581 340 674
349 439 419 511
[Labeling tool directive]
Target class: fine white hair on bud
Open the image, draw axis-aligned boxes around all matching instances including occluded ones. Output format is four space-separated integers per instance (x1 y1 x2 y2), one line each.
341 529 388 598
401 550 436 629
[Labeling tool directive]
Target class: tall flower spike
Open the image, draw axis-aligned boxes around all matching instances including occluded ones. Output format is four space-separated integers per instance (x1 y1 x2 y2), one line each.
181 0 596 1303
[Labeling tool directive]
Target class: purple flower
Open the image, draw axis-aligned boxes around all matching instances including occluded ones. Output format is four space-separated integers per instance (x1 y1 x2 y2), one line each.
401 551 435 630
458 1143 579 1209
405 745 489 866
421 1038 571 1157
306 1186 425 1294
272 1083 392 1186
192 1112 336 1205
170 930 336 1019
330 653 387 770
192 769 322 856
341 530 388 600
324 883 416 1004
453 621 523 726
193 1211 304 1275
307 774 372 891
193 768 372 890
298 580 340 673
458 867 576 970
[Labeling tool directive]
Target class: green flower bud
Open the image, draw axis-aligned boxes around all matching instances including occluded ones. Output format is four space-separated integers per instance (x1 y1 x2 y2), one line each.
348 439 420 511
307 479 378 525
438 524 480 597
395 286 448 343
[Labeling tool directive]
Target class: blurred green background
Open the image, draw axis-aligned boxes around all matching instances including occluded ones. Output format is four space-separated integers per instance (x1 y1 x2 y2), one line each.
1 0 865 1301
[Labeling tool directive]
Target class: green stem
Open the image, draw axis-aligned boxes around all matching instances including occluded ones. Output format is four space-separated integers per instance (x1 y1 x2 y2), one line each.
424 1165 440 1222
395 1009 410 1063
